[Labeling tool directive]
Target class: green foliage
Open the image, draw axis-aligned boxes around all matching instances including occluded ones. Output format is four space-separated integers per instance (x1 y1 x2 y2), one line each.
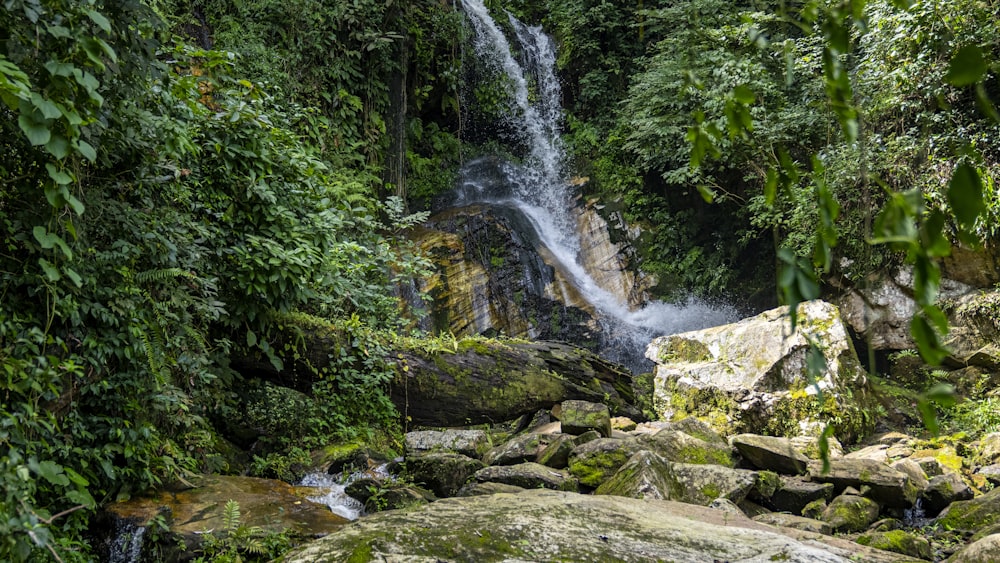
1 2 434 558
193 500 292 563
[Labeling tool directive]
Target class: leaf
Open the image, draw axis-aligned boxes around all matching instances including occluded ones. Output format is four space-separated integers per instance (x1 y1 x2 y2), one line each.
65 268 83 288
33 460 70 487
86 9 112 33
947 164 985 228
18 114 51 146
925 382 957 408
696 184 716 203
77 140 97 162
246 330 258 348
911 314 948 365
46 134 69 159
31 93 61 119
46 163 73 185
945 45 987 86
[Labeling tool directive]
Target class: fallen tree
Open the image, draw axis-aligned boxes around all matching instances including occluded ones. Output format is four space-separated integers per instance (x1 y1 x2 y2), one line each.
231 313 640 427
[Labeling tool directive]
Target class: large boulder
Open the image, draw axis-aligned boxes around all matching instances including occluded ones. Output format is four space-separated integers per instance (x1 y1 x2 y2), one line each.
559 399 612 437
403 453 485 498
948 533 1000 563
567 437 642 488
594 450 677 500
646 300 875 442
404 429 489 458
731 434 810 475
637 428 735 467
936 487 1000 532
282 489 917 562
835 267 972 352
821 494 881 533
471 462 578 491
808 458 918 508
668 463 758 506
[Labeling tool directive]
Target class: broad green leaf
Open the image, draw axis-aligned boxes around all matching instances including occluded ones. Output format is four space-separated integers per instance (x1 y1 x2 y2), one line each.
46 163 73 185
31 92 61 119
925 382 957 408
948 164 985 228
45 61 75 77
921 210 951 258
66 193 85 215
65 267 83 288
33 460 70 486
63 467 90 487
911 314 948 365
18 114 51 145
246 330 258 348
86 9 112 32
945 45 987 86
77 140 97 162
46 134 69 159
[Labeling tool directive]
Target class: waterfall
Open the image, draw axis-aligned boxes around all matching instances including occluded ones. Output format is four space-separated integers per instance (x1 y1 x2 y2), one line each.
107 518 146 563
457 0 736 371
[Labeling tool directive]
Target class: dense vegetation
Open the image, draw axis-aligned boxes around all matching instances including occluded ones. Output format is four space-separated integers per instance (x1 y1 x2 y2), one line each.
1 0 997 559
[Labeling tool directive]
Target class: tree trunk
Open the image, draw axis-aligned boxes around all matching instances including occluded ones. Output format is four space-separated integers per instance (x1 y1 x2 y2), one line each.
230 316 640 427
382 6 409 205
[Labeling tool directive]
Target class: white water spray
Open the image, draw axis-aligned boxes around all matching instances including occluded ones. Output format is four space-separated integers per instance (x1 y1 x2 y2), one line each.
459 0 737 370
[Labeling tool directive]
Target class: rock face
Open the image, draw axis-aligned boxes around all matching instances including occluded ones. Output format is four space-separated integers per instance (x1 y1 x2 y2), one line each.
282 489 914 562
732 434 810 475
834 267 972 352
646 300 875 441
412 204 599 342
808 458 918 508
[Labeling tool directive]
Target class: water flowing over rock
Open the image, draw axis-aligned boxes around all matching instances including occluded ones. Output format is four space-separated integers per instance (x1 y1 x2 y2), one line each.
646 300 876 441
281 489 915 562
417 0 737 373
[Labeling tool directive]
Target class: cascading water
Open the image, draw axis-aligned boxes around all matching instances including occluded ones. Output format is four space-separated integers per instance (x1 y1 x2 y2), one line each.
456 0 736 371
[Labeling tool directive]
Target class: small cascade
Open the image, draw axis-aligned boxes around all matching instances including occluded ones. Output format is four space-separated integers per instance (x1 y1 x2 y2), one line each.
454 0 737 372
903 497 931 528
107 518 146 563
298 463 394 521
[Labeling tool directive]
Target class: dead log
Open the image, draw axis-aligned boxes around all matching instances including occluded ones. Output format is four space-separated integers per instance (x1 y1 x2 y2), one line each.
231 314 639 427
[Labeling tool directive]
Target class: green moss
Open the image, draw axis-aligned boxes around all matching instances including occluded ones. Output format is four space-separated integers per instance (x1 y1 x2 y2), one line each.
345 542 374 563
855 530 932 560
568 448 632 488
700 483 721 500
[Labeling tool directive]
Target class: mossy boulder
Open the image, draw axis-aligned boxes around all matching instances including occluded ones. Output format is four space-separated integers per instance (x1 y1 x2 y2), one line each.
646 300 876 442
808 458 918 508
856 530 933 560
936 486 1000 532
282 489 918 562
821 494 881 533
731 434 810 475
668 463 758 506
947 533 1000 563
365 485 433 513
567 437 642 488
482 432 551 466
768 477 835 515
403 453 485 498
636 428 735 467
472 462 578 491
593 450 676 500
536 434 576 469
404 429 489 458
923 473 974 517
559 399 612 437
